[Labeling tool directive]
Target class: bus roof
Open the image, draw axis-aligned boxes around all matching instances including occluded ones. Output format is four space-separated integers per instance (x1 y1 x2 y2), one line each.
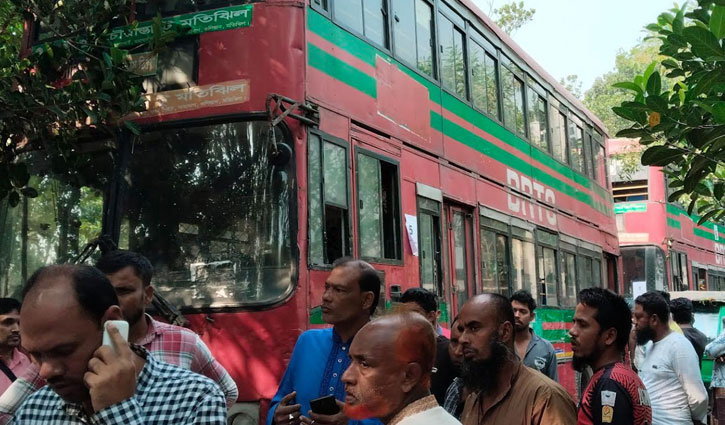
670 291 725 303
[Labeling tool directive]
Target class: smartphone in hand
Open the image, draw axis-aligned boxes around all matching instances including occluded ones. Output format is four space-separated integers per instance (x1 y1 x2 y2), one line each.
102 320 129 349
310 395 340 415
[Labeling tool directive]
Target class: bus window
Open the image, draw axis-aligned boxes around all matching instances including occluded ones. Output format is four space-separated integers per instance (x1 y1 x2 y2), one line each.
469 42 498 119
550 107 568 165
560 251 576 307
418 198 442 297
537 245 558 306
118 121 295 308
135 0 247 19
308 133 351 265
0 146 113 297
527 89 549 152
511 236 535 297
356 152 402 261
480 226 509 296
438 13 466 98
671 251 689 291
141 37 198 94
392 0 435 77
501 65 526 137
567 118 584 174
621 246 667 296
332 0 388 48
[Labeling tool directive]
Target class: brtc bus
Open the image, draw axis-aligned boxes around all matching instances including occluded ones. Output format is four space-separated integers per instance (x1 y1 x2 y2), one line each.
609 138 725 296
1 0 618 421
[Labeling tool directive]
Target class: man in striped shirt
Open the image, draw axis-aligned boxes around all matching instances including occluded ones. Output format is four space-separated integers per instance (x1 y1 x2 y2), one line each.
0 251 237 423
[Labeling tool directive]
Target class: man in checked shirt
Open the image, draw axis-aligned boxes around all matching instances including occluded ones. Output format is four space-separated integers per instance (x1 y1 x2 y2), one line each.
11 264 227 425
0 251 237 422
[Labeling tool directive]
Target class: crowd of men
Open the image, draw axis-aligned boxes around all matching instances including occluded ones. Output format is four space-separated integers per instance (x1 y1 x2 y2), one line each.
0 251 716 424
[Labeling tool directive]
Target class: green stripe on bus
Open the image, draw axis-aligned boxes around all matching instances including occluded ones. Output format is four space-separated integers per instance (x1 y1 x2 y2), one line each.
694 227 717 242
308 43 377 99
432 111 594 206
667 217 682 229
667 204 722 235
308 9 611 212
308 10 379 67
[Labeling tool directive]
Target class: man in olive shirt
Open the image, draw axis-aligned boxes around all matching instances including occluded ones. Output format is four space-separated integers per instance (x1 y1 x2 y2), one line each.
457 294 576 425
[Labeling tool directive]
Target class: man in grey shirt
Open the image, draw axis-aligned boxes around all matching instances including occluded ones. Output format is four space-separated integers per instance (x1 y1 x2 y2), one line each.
510 290 559 381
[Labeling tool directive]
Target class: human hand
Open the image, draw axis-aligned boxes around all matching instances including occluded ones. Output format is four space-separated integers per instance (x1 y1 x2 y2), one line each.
300 400 348 425
84 323 137 412
274 391 302 425
717 355 725 363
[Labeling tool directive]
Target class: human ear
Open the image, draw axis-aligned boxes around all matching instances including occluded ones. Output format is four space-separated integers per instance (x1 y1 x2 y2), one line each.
401 362 423 393
361 291 374 313
101 305 124 323
602 328 617 347
143 285 154 307
499 321 513 343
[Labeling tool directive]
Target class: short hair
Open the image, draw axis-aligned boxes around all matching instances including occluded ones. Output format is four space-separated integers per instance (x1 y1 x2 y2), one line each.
578 288 632 350
23 265 119 325
400 288 438 313
670 297 694 325
510 290 537 313
656 290 671 303
389 313 436 383
635 291 670 324
0 298 21 315
332 257 381 315
96 250 154 286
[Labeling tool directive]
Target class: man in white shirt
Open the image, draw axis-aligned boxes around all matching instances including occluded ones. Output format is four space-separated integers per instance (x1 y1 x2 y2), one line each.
633 291 707 425
340 312 461 425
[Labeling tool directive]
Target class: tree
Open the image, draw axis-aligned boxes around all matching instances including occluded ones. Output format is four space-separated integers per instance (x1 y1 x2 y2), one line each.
614 0 725 224
485 1 536 35
559 74 583 100
583 39 663 135
0 0 177 207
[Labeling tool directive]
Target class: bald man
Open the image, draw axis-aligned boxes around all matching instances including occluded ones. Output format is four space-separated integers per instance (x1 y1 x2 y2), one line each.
457 294 576 425
341 313 461 425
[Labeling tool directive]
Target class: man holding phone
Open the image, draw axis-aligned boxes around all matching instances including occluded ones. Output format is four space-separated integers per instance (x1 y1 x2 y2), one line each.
267 258 382 425
12 264 227 424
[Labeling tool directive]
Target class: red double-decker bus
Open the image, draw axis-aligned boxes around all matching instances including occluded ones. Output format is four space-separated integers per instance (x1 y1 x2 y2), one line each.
609 138 725 295
2 0 618 421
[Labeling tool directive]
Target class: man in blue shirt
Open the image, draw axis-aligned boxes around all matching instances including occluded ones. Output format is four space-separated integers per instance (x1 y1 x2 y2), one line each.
267 258 382 425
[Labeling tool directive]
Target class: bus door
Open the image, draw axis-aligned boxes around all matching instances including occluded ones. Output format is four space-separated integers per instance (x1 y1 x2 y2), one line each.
445 203 475 315
417 196 444 300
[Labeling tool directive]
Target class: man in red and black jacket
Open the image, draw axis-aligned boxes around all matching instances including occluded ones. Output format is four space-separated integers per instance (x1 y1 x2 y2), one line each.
570 288 652 425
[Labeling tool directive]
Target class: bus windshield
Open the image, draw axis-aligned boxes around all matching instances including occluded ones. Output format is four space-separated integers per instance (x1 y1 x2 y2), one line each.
118 120 296 309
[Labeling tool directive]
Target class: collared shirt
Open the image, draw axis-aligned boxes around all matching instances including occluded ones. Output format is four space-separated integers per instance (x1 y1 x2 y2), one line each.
578 362 652 425
389 394 460 425
442 377 464 419
11 347 226 425
266 328 381 425
523 329 559 382
431 335 457 405
460 360 576 425
0 315 238 423
0 349 31 395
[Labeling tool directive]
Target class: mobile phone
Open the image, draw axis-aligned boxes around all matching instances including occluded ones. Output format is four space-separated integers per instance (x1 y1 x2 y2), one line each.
102 320 129 349
310 395 340 415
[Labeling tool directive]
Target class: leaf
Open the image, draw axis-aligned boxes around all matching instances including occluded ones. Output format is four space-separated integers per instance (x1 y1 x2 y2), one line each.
20 187 39 198
646 23 662 32
622 101 651 112
646 95 668 113
716 182 725 200
698 210 720 225
616 128 651 138
124 120 142 136
612 106 647 124
8 191 20 208
81 106 98 124
682 26 725 60
661 59 680 69
668 189 688 202
713 102 725 124
613 81 643 94
103 52 113 69
687 193 699 215
9 163 29 188
712 6 725 39
641 145 684 166
691 69 723 97
673 4 686 34
643 62 657 84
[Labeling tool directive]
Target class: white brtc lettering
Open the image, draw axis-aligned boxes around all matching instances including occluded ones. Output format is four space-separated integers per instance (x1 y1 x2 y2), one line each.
716 243 725 265
506 169 557 226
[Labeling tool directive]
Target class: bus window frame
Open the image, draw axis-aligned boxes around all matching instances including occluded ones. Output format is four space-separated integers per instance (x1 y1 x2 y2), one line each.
308 129 354 269
417 196 444 298
389 0 438 81
535 228 559 307
354 146 404 265
436 0 468 101
328 0 392 51
525 78 550 155
113 114 299 312
479 216 511 297
467 28 502 125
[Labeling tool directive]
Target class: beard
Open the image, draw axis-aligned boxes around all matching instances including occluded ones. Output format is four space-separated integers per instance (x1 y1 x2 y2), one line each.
460 337 510 394
636 326 656 345
572 353 593 372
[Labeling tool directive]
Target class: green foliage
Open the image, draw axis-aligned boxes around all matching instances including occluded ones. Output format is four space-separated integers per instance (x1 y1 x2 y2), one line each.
559 74 583 99
583 39 665 136
0 0 179 206
615 0 725 225
489 1 536 35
